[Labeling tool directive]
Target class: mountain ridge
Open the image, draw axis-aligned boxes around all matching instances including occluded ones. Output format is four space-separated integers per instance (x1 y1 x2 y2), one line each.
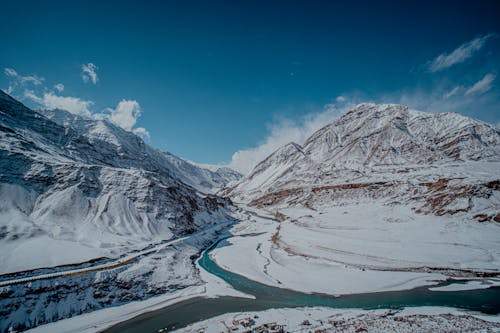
225 103 500 220
0 90 236 273
39 107 241 193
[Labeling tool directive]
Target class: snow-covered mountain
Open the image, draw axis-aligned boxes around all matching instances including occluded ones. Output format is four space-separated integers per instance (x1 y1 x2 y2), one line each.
0 90 235 273
40 108 241 193
159 153 241 193
226 103 500 220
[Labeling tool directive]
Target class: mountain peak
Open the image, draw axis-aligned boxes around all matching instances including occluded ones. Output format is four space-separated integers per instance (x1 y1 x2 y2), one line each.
281 141 304 152
254 141 304 170
345 103 410 117
228 104 500 203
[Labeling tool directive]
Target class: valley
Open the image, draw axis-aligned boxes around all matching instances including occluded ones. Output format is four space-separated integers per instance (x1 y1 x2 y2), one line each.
21 203 500 333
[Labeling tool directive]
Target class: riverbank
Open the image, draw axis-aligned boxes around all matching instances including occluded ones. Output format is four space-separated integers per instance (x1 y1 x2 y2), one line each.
171 306 500 333
26 258 250 333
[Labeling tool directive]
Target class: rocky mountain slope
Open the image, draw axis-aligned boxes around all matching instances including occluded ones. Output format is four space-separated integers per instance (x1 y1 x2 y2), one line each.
226 103 500 220
0 90 236 273
40 107 241 193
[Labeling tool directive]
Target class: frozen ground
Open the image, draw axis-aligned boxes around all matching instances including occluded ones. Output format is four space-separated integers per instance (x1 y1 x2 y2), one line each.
211 203 500 295
0 236 109 275
172 306 500 333
0 235 193 287
429 278 500 291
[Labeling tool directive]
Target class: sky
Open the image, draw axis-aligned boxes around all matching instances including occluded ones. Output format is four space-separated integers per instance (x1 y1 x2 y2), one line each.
1 0 499 174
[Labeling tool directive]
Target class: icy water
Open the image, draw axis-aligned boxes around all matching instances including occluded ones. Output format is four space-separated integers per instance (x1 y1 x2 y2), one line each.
105 235 500 333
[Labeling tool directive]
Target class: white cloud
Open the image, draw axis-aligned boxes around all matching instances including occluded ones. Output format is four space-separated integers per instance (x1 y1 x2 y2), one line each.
25 92 150 138
428 34 493 72
19 74 44 85
23 90 42 103
54 83 64 92
465 73 496 96
133 127 150 139
336 95 346 103
4 68 18 77
377 76 498 118
24 90 93 116
3 67 44 93
104 99 149 138
81 63 99 84
41 93 93 116
4 67 91 117
443 86 462 99
228 103 349 174
4 66 150 139
107 100 141 131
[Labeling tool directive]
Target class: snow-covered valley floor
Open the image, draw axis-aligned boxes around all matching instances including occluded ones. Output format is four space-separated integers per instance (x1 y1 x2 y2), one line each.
11 204 500 333
211 203 500 295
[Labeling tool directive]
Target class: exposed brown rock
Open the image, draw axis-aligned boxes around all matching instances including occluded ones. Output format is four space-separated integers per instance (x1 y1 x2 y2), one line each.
249 181 391 207
420 178 450 190
249 187 304 207
473 214 490 222
418 178 496 216
486 180 500 190
310 181 389 193
274 211 287 221
271 224 281 245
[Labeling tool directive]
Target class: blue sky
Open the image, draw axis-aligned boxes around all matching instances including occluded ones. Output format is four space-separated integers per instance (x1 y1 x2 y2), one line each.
1 0 499 172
